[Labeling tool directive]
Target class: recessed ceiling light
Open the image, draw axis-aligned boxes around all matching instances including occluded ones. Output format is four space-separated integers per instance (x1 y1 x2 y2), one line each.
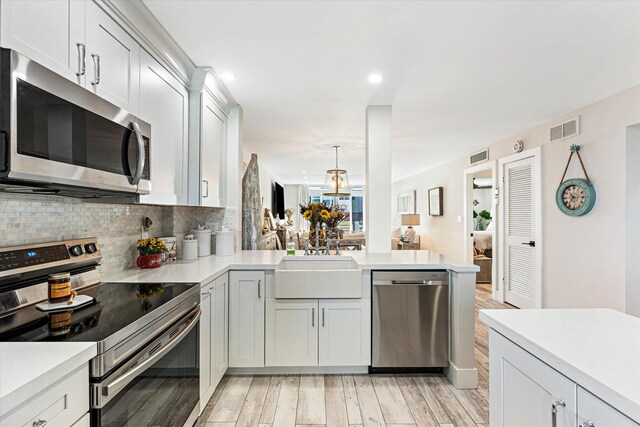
368 73 383 84
301 170 306 174
220 72 236 82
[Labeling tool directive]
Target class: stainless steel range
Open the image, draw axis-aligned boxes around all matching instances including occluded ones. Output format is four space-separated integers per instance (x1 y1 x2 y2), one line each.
0 238 201 427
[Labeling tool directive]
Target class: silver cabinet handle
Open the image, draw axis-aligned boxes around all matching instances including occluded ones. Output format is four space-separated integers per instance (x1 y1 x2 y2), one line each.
91 53 100 86
33 419 47 427
312 308 315 327
257 279 261 299
551 400 565 427
579 422 595 427
203 180 209 198
76 43 86 76
322 308 325 326
202 290 210 296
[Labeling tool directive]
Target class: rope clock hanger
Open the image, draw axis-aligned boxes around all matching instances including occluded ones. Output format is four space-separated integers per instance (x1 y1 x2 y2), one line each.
556 144 596 216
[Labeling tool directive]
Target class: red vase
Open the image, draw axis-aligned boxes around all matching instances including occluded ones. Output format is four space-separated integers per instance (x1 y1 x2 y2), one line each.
137 254 163 269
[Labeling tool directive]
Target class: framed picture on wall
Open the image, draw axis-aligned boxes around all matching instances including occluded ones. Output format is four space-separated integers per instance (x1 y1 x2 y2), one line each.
428 187 443 216
397 190 416 214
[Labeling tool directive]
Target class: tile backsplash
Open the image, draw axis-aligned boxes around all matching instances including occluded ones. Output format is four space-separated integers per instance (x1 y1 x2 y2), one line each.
0 193 236 274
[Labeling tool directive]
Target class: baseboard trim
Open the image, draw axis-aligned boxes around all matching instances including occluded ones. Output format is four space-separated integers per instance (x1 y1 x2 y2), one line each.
227 366 369 375
446 361 478 389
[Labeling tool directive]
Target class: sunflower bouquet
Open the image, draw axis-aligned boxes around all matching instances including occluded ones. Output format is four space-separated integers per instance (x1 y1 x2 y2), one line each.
324 206 348 229
299 202 333 226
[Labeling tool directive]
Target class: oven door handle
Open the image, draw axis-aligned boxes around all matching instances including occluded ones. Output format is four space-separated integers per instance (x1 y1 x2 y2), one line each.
101 308 200 400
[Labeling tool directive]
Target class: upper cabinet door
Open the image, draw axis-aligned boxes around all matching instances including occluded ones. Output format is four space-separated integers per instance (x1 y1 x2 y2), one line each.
139 50 189 205
85 1 140 113
200 94 226 207
0 0 86 84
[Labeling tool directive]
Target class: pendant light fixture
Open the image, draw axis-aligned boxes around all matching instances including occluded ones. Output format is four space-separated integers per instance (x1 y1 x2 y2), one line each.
323 145 351 197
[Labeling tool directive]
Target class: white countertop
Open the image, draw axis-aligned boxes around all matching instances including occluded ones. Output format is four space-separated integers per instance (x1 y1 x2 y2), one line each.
479 308 640 422
104 249 478 284
0 342 97 415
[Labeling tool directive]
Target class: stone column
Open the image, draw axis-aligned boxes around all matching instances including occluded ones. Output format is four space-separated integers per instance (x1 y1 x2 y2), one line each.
242 154 261 250
365 105 392 253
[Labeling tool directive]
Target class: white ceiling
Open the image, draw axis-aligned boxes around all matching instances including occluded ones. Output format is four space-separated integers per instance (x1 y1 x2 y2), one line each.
144 1 640 185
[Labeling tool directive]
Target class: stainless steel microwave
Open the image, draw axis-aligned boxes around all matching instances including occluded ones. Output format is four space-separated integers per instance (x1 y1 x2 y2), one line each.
0 49 151 199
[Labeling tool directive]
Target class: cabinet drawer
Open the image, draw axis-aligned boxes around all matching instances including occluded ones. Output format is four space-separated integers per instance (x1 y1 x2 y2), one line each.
1 364 89 427
577 386 639 427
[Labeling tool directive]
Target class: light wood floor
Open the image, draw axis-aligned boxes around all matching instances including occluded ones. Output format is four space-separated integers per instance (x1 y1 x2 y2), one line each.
197 284 512 427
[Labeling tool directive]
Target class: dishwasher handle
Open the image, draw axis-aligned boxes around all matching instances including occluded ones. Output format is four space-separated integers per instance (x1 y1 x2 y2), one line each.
374 280 448 286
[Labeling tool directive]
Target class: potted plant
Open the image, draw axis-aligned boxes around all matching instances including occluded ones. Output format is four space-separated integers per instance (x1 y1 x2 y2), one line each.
136 238 167 269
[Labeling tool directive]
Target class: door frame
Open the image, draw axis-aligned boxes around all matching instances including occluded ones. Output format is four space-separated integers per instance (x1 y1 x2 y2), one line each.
463 161 499 300
498 147 543 308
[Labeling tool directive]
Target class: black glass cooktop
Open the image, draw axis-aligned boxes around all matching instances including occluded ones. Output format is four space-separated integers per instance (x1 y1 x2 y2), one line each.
0 282 197 342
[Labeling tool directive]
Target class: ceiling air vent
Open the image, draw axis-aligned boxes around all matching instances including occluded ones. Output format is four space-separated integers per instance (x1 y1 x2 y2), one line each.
470 148 489 165
550 117 580 142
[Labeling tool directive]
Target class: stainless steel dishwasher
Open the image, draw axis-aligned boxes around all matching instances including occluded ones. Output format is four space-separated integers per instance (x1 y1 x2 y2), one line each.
371 271 449 371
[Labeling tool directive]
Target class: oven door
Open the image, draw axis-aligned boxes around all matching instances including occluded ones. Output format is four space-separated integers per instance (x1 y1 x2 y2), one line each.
90 307 200 427
1 49 151 195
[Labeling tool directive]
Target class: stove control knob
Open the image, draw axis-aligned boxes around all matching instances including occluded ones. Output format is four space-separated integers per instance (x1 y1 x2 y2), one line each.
84 243 97 254
69 245 84 257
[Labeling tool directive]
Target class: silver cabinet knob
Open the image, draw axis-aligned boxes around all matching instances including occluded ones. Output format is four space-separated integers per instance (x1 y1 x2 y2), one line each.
33 419 47 427
579 422 595 427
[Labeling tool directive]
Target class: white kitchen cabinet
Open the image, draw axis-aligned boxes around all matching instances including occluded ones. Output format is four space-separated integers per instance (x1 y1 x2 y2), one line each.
199 274 229 411
578 387 639 427
199 279 214 408
0 0 86 84
71 413 90 427
319 299 370 366
266 299 318 366
212 274 228 384
199 94 226 207
188 68 229 207
229 271 265 368
490 330 577 427
85 1 140 113
0 364 89 427
139 50 189 205
264 298 370 367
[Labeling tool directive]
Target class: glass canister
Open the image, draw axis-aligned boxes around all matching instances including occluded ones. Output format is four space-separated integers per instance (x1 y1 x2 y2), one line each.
48 272 71 303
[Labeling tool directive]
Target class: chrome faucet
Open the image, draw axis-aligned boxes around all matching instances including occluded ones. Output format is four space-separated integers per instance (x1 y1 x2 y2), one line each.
335 241 341 256
325 239 332 255
304 238 310 256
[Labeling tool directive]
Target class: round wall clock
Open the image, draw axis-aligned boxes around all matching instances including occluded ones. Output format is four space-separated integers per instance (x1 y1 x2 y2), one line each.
555 178 596 216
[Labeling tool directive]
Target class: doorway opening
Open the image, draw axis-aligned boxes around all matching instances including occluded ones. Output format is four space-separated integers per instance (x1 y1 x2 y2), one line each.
626 124 640 316
463 161 499 301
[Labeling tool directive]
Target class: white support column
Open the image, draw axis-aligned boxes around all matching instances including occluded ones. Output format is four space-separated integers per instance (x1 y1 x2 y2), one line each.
227 105 243 252
365 106 392 253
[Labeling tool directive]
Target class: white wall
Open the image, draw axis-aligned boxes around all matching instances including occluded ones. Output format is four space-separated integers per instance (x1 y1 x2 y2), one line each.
626 124 640 316
393 85 640 311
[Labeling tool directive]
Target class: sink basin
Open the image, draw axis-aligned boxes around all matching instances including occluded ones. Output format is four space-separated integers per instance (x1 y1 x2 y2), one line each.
274 256 362 298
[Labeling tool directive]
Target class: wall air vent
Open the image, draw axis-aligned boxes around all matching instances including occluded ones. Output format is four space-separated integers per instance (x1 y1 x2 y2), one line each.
550 117 580 142
470 148 489 165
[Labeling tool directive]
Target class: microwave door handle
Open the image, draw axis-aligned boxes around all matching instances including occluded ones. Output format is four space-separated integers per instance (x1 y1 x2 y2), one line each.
130 122 145 185
101 308 200 401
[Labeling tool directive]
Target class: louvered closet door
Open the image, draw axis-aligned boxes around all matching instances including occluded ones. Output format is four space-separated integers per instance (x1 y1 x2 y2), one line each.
504 156 537 308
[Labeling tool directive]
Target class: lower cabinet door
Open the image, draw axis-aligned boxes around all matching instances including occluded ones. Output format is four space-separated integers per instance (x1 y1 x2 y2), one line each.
199 282 214 409
212 276 228 385
577 386 639 427
319 299 371 366
266 300 318 366
489 330 576 427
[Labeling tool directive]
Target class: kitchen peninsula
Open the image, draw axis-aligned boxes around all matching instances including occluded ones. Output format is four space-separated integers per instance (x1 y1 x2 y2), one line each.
106 250 480 391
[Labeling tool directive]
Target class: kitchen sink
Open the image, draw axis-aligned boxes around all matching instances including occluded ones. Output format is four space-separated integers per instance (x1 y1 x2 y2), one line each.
274 256 362 298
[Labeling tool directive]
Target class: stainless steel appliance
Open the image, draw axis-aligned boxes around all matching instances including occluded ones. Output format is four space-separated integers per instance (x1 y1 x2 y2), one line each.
0 49 151 200
371 270 449 371
0 239 200 427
